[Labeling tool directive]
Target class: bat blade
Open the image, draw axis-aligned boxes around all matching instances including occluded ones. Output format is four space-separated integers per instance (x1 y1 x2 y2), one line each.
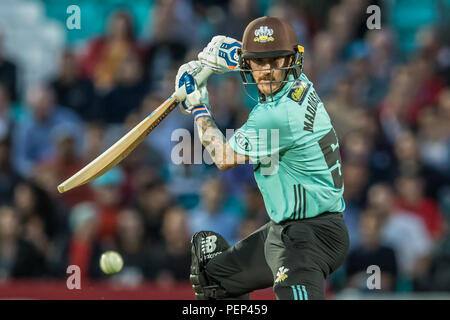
57 96 178 193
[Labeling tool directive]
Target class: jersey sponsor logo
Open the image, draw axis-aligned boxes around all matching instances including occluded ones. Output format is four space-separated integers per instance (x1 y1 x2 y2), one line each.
234 131 252 151
254 26 274 43
275 266 289 283
289 81 309 104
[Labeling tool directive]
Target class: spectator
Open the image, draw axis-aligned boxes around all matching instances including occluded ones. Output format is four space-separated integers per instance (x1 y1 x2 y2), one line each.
341 129 373 165
13 181 60 244
345 208 398 292
0 206 46 279
80 10 144 92
342 160 370 248
34 124 95 207
133 179 173 244
324 77 357 139
220 162 255 205
437 88 450 135
348 39 388 109
82 122 107 163
326 3 359 51
0 136 21 205
144 0 195 92
65 202 104 280
394 172 444 241
422 187 450 291
91 167 125 246
188 177 240 244
377 65 414 145
0 30 17 102
149 206 191 286
404 55 446 126
117 111 165 205
367 183 433 285
167 160 207 210
12 84 83 177
311 31 346 98
0 83 14 140
417 89 450 175
366 29 398 82
50 49 95 121
209 76 247 132
92 52 148 123
242 186 268 225
266 1 309 47
216 0 260 40
394 131 448 198
112 208 152 285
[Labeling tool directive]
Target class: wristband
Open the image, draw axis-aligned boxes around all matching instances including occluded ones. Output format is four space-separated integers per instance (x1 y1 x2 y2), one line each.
193 105 212 121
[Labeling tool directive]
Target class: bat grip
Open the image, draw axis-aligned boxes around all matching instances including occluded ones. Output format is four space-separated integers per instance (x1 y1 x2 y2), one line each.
173 66 214 102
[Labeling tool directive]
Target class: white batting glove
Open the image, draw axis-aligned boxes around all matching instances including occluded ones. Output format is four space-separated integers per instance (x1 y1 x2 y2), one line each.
175 61 211 115
198 35 242 74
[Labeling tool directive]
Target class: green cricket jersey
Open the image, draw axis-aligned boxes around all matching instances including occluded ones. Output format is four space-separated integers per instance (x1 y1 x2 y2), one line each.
229 74 345 223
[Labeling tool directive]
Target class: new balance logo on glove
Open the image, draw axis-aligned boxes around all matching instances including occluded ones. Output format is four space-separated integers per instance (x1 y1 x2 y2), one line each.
201 235 222 259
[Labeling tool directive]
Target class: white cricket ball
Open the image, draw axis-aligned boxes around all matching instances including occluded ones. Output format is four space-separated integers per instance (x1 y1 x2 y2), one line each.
100 251 123 275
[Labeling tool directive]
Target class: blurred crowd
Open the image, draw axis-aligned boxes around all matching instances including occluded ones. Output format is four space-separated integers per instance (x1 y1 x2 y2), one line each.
0 0 449 296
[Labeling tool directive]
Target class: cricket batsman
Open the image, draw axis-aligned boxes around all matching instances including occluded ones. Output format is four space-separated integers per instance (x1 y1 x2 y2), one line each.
175 16 349 300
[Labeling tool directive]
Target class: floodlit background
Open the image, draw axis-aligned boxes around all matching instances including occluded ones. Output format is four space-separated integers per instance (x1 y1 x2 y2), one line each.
0 0 449 299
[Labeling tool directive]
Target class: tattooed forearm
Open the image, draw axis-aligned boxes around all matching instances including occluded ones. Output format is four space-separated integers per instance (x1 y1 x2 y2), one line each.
197 117 226 159
195 117 248 170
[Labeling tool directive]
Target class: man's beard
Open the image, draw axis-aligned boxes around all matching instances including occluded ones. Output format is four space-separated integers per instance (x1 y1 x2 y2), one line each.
257 79 283 96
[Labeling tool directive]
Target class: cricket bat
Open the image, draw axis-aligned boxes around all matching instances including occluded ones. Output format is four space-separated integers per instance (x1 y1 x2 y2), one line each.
57 67 214 193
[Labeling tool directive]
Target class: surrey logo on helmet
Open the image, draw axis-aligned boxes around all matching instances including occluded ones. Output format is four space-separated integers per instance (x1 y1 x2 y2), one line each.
253 26 274 43
239 16 305 103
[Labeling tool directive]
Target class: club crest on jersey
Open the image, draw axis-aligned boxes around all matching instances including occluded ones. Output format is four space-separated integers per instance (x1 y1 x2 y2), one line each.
289 81 310 104
254 26 274 43
275 266 289 283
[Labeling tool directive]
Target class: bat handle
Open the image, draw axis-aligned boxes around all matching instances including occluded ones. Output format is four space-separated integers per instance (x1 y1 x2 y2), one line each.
173 66 214 102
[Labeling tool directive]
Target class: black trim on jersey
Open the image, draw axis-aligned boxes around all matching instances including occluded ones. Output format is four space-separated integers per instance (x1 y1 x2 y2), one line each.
302 187 307 219
292 184 307 220
292 184 298 220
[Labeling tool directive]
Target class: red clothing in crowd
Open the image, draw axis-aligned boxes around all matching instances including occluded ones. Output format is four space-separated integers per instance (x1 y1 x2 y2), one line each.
405 75 445 126
97 205 119 241
68 238 93 280
37 158 95 207
394 197 444 240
